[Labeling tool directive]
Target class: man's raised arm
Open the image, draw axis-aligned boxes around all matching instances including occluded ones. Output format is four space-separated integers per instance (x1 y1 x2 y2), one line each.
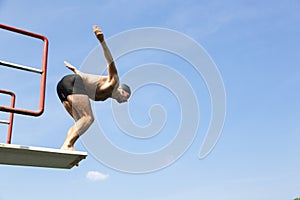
93 25 118 81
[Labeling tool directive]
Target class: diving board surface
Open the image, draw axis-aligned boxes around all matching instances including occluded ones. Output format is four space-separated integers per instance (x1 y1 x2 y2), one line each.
0 143 87 169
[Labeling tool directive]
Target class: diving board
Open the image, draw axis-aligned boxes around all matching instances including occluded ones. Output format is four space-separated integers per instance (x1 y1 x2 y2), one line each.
0 24 88 169
0 143 87 169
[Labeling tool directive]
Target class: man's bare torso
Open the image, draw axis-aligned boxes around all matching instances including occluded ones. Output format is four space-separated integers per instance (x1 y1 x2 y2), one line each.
78 71 118 101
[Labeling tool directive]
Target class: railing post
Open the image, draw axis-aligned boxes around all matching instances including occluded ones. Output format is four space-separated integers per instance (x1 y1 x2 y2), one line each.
0 90 16 144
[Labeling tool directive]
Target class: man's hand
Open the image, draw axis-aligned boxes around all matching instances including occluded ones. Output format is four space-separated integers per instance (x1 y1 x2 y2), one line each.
93 25 104 42
64 61 78 74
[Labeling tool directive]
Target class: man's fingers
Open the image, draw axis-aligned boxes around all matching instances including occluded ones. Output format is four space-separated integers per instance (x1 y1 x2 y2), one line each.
64 61 71 66
64 61 73 69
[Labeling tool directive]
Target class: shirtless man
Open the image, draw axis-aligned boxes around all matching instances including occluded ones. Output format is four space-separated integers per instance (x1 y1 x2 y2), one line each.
56 25 131 151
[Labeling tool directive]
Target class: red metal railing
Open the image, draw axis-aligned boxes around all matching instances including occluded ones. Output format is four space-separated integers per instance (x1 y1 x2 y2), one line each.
0 23 49 116
0 90 16 144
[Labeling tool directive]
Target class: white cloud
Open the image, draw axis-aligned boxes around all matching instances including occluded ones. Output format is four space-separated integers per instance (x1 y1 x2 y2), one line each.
86 171 109 181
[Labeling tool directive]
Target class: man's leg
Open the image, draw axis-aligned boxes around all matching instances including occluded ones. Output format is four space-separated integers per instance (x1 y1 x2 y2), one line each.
61 94 94 151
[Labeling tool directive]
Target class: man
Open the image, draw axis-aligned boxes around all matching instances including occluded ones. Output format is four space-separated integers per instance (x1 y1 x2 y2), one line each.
57 25 131 151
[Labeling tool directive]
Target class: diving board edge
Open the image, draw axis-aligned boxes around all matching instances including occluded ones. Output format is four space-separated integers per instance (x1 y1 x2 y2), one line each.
0 143 87 169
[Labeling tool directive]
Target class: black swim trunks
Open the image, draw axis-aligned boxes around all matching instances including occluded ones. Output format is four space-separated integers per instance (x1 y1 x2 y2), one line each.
56 74 87 102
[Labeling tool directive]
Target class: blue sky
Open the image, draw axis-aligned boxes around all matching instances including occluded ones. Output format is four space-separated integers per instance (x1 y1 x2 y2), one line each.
1 0 300 199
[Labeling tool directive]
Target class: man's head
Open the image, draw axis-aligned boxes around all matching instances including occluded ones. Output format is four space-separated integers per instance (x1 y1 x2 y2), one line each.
113 83 131 103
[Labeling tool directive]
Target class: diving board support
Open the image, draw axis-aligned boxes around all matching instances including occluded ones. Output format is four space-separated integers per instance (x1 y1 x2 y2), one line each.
0 143 87 169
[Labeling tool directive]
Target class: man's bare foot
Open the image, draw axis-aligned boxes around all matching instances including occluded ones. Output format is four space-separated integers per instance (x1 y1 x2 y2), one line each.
93 25 104 42
61 145 76 151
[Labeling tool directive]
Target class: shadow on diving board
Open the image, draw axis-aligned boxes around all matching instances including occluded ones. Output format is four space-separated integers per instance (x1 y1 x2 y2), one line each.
0 143 87 169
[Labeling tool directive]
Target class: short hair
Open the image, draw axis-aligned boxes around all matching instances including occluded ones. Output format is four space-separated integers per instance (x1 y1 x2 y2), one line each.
119 84 131 96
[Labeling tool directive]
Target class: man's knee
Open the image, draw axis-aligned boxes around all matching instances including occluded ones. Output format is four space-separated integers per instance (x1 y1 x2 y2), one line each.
84 115 94 126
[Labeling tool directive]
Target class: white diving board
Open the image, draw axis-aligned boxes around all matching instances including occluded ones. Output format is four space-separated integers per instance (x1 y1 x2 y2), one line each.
0 143 87 169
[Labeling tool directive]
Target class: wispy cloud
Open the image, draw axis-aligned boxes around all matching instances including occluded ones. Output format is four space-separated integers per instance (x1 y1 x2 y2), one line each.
86 171 109 181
